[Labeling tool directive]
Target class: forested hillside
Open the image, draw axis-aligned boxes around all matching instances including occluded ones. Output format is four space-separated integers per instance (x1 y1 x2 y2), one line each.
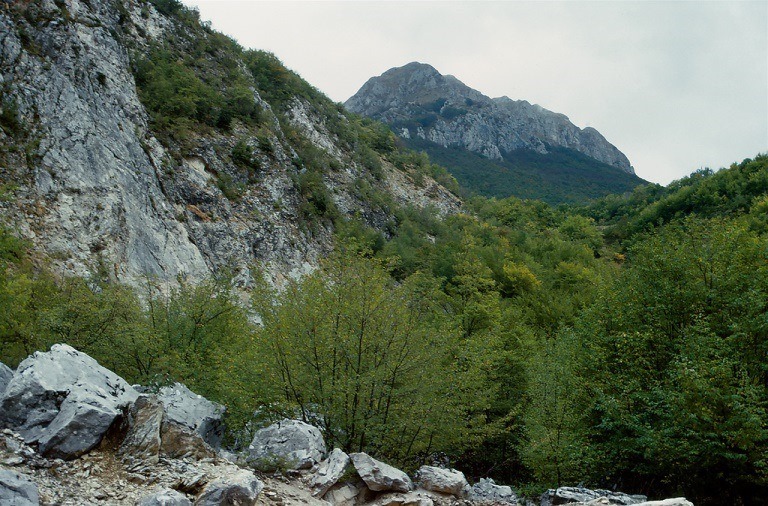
0 0 766 504
2 154 766 504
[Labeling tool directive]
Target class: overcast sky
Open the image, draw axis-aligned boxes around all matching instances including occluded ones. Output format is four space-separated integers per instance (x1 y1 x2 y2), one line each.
181 0 767 185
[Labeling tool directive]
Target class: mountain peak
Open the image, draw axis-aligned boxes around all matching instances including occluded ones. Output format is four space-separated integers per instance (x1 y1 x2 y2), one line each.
345 62 634 175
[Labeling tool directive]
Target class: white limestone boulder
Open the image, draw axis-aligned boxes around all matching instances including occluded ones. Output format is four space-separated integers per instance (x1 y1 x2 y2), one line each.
195 469 263 506
415 466 468 497
157 383 225 448
468 478 517 504
349 452 412 493
247 419 326 470
310 448 352 497
0 344 138 459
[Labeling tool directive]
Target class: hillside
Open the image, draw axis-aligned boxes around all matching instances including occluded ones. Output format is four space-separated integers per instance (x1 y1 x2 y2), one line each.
0 0 460 286
0 0 767 505
345 62 646 204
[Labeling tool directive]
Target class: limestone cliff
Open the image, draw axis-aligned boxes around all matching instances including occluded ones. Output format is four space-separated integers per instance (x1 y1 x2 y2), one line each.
345 62 635 174
0 1 460 286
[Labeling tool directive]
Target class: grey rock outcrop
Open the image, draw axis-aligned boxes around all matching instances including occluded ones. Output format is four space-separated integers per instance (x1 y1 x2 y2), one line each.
634 500 692 506
349 452 412 493
0 2 460 288
323 482 368 506
346 62 634 174
247 419 326 470
570 500 692 506
157 383 225 448
0 469 39 506
0 362 13 396
119 395 165 465
371 491 434 506
0 344 138 459
310 447 352 497
138 488 192 506
194 469 263 506
540 487 646 506
415 466 468 497
468 478 517 504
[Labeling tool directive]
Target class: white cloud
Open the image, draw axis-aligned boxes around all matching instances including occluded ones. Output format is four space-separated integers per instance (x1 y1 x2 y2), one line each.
182 0 767 185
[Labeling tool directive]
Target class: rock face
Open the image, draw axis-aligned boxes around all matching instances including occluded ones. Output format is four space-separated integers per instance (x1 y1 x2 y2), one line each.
247 419 326 470
415 466 468 497
0 362 13 396
0 469 39 506
349 452 413 493
540 487 646 506
346 62 634 174
0 344 138 459
468 478 517 504
0 2 460 287
310 447 352 497
157 383 225 448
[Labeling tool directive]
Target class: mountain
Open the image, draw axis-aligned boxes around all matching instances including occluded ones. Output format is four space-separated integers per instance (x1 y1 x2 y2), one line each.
345 62 646 204
0 1 459 286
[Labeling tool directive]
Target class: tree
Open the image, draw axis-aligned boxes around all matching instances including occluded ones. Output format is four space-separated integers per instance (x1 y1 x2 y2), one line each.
253 249 492 464
578 217 768 503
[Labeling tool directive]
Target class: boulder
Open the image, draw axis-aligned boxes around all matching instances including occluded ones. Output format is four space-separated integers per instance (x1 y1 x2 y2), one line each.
35 391 120 460
0 469 39 506
161 419 216 461
635 501 693 506
416 466 468 496
0 344 138 459
324 482 366 506
119 395 165 466
138 488 192 506
372 491 434 506
194 469 263 506
120 393 216 464
349 452 412 493
310 447 352 497
468 478 517 504
247 419 326 470
541 487 645 506
157 383 225 448
0 362 13 396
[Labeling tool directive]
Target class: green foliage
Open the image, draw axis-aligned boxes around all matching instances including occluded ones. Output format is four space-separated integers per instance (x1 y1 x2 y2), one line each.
0 98 23 138
216 172 245 201
231 139 254 169
577 217 768 503
403 138 646 205
583 154 768 242
522 331 590 486
132 41 261 142
296 169 339 224
148 0 185 16
252 250 493 463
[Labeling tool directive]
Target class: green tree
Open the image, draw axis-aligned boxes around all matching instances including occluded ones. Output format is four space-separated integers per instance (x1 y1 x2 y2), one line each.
578 217 768 503
522 330 589 487
253 249 492 464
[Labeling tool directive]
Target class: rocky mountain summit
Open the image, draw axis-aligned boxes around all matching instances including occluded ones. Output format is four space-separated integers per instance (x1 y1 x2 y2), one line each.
345 63 645 204
0 344 695 506
346 62 633 174
0 1 459 286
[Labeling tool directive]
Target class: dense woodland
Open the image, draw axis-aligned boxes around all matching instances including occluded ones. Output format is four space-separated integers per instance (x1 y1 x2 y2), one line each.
1 1 767 504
